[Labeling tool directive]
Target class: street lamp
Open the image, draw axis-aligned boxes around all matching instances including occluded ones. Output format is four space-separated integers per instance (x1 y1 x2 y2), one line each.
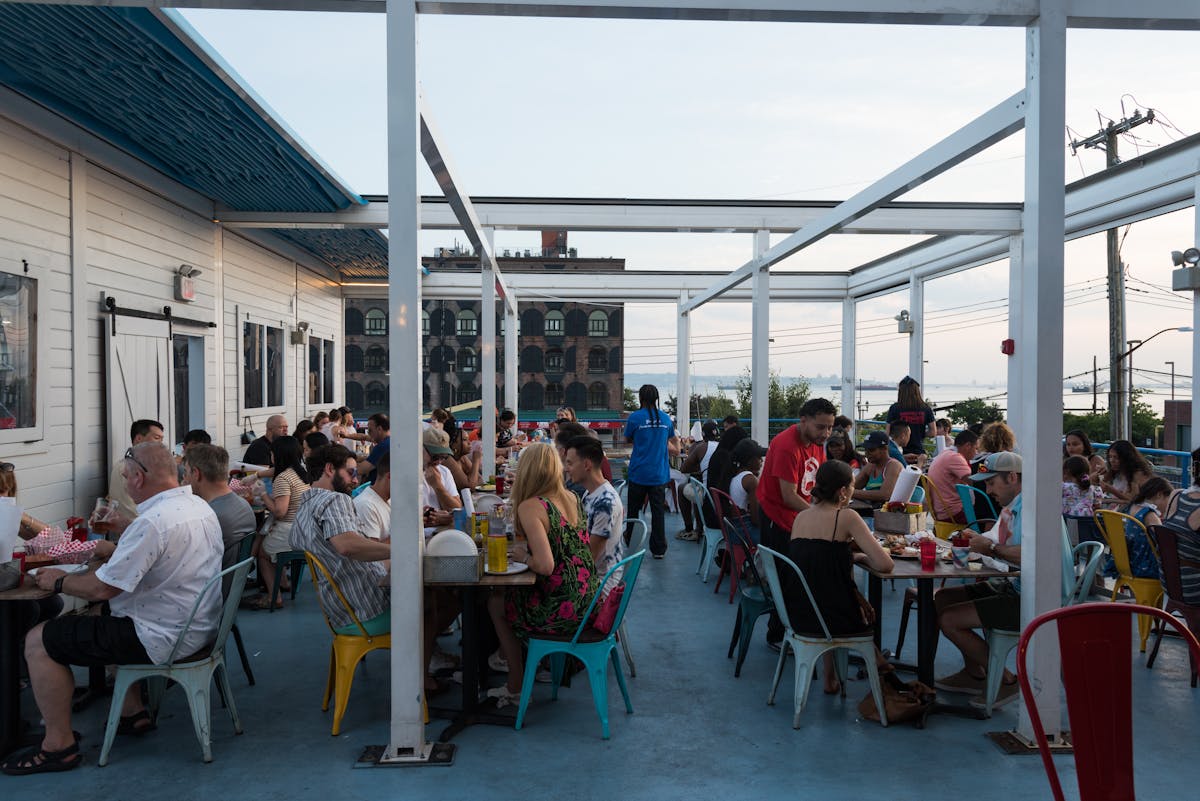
1166 360 1176 401
1118 326 1192 441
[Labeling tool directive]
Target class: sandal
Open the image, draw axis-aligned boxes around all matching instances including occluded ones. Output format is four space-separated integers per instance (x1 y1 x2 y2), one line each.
1 736 82 775
247 594 282 611
117 709 158 736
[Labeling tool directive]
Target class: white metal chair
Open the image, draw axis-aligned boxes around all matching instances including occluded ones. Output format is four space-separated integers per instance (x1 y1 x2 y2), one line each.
618 518 648 676
756 546 887 728
98 558 252 765
473 493 503 514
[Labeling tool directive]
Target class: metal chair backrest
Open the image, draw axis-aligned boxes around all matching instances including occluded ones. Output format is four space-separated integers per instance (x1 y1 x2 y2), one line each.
625 518 648 554
569 550 646 646
723 516 769 597
304 550 372 638
708 486 740 519
756 545 833 641
1016 602 1200 801
164 558 253 666
474 494 502 514
1148 524 1199 605
688 476 720 530
956 483 998 526
1094 510 1150 579
1067 540 1105 606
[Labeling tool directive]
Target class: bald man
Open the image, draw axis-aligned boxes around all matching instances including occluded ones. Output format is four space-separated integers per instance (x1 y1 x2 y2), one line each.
4 443 223 774
243 414 288 471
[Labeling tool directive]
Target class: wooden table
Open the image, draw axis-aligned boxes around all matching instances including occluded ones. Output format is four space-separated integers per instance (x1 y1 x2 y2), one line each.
425 570 536 742
857 557 1018 725
0 582 53 757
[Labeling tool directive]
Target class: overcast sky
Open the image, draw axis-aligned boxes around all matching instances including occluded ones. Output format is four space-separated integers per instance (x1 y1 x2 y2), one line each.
181 10 1200 410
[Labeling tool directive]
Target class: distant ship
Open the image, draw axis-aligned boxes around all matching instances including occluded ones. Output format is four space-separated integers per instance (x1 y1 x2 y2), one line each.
829 383 896 391
1071 383 1091 393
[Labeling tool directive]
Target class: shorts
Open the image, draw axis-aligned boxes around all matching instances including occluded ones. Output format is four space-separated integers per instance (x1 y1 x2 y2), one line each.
962 579 1021 631
262 519 295 560
41 615 150 667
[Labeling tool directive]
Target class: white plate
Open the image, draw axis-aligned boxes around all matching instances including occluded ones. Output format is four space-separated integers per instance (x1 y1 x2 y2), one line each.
486 561 528 576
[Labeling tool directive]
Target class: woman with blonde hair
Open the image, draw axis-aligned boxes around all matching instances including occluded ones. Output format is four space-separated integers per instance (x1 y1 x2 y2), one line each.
979 422 1016 456
485 442 598 707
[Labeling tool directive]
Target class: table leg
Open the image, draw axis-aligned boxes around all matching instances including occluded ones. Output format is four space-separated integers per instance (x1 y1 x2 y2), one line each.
868 575 883 650
435 586 517 742
0 602 24 757
916 580 937 687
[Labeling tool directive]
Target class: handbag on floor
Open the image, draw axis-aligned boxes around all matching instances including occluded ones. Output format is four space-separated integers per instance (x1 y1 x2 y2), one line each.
858 670 936 725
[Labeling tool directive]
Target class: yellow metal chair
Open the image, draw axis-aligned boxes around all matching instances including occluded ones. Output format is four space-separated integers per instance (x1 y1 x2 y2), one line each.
1094 510 1164 651
305 551 392 735
920 473 966 540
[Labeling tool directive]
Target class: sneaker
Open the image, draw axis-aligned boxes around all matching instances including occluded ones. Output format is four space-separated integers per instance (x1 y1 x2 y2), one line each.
487 651 509 673
429 650 460 673
935 668 987 696
534 669 553 684
971 680 1019 710
652 553 665 560
486 685 521 709
674 529 699 541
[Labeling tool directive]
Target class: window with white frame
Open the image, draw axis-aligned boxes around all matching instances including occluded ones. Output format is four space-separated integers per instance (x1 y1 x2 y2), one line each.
0 272 38 432
365 307 387 336
457 308 478 337
545 310 565 336
459 346 477 373
243 321 284 409
308 335 336 406
588 310 609 337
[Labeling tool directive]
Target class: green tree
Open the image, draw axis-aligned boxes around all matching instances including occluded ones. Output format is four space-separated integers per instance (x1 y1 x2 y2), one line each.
622 386 638 412
734 368 811 419
947 397 1005 426
1062 391 1162 446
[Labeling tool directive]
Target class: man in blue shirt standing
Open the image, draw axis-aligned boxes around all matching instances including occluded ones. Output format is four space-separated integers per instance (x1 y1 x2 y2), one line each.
623 384 679 559
359 413 390 481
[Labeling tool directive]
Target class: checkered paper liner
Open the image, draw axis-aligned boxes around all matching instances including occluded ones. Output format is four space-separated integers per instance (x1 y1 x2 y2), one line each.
24 525 69 555
47 539 96 565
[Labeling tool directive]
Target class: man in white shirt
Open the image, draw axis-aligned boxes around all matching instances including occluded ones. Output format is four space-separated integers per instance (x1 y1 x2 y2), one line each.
355 452 392 541
5 443 222 775
564 435 626 595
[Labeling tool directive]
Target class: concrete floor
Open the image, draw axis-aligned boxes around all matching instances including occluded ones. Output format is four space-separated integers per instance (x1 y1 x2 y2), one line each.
9 510 1200 799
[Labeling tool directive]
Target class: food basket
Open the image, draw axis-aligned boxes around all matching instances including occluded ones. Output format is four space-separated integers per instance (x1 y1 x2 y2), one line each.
424 529 484 583
873 510 927 535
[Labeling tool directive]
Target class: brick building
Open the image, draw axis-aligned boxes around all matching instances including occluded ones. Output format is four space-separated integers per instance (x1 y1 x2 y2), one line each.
343 244 625 419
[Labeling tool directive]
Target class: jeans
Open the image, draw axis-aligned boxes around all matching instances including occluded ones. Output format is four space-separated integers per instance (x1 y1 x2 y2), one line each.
625 481 667 556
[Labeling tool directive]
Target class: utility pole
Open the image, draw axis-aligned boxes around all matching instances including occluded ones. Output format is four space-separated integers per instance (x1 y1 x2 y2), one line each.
1071 109 1155 441
1166 360 1176 401
1093 354 1098 414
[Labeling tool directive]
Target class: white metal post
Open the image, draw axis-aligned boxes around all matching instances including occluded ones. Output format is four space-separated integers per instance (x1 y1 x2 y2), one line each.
677 292 691 440
505 296 518 419
383 0 429 761
481 258 497 481
1192 171 1200 452
841 296 856 423
1015 3 1067 743
1007 235 1024 424
908 275 924 385
751 230 770 443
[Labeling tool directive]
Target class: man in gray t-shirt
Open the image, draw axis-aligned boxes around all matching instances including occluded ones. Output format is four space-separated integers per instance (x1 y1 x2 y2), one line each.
182 444 258 568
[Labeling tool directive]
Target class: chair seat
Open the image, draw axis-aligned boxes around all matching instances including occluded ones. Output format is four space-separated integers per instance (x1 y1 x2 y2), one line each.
532 627 610 644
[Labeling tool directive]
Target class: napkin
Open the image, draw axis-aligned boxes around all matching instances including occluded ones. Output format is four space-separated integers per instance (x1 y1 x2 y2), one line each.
461 489 475 517
0 499 18 563
980 555 1010 572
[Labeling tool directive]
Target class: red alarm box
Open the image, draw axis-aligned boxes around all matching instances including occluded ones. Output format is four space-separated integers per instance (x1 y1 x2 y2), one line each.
1000 338 1015 355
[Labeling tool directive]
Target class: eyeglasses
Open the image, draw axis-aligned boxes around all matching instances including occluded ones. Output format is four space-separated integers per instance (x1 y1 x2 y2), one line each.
124 447 150 474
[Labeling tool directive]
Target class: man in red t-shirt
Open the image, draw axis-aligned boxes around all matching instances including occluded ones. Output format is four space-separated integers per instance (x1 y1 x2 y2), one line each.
756 398 837 647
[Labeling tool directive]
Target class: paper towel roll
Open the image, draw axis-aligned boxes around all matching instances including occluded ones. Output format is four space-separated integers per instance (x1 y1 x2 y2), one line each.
0 500 19 563
460 488 475 517
888 465 922 505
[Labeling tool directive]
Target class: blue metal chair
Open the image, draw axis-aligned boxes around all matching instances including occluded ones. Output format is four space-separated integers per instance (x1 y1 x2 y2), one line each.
99 558 253 765
956 483 998 527
757 546 888 728
725 516 773 677
689 477 724 582
515 550 647 739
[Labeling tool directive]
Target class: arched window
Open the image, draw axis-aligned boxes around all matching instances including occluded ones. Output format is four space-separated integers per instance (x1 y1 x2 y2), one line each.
457 308 478 337
366 381 388 408
499 314 521 338
520 345 543 373
421 309 430 336
346 381 364 410
459 346 477 373
544 310 565 337
609 347 621 373
545 348 564 374
429 345 455 373
544 382 564 407
565 381 587 409
365 308 387 336
365 346 387 372
565 308 588 337
345 307 364 336
588 382 608 410
587 347 607 372
520 381 544 412
609 308 623 337
588 310 609 337
422 382 430 409
344 344 364 373
520 308 544 337
457 381 479 403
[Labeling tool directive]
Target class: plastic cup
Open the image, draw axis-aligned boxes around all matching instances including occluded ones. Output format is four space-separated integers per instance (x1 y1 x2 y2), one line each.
920 538 937 571
951 545 971 568
495 475 506 495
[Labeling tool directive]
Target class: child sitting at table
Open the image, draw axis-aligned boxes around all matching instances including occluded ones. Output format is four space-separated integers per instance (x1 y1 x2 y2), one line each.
1062 455 1102 517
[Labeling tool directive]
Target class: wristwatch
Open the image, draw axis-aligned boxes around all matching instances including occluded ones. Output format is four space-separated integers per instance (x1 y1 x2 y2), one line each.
988 540 999 556
54 575 66 594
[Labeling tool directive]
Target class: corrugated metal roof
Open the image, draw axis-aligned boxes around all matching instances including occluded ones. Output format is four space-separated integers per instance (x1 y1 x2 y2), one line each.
271 229 389 279
0 5 363 214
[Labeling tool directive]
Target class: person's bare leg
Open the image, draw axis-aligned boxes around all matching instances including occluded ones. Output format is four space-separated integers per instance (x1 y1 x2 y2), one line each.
822 652 839 693
938 602 989 675
24 623 76 752
486 592 524 693
256 554 279 606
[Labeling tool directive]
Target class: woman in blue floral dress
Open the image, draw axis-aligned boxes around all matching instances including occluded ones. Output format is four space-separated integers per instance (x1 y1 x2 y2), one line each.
487 443 598 705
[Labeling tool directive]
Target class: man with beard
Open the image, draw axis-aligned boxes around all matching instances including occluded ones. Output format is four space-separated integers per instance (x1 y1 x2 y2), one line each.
289 445 391 634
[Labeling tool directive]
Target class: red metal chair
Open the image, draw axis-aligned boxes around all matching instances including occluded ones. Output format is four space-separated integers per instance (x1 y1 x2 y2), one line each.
708 487 750 603
1016 602 1200 801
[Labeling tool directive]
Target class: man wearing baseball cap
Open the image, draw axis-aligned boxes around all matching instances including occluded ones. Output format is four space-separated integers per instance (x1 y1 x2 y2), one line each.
422 427 461 532
933 451 1023 707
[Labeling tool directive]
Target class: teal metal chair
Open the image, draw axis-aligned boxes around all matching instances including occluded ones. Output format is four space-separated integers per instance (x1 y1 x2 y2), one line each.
979 530 1105 716
269 549 307 612
229 533 256 685
956 483 998 528
98 558 252 765
689 477 724 583
515 550 646 739
757 546 888 728
725 516 773 677
618 519 647 677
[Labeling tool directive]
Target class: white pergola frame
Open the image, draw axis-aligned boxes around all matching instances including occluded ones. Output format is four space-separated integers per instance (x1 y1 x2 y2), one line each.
32 0 1200 765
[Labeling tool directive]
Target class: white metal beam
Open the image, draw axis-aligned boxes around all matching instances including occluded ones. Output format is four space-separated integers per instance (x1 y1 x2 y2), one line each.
751 231 770 445
677 292 691 445
481 260 497 481
1193 170 1200 452
34 1 1200 31
840 297 856 420
908 275 924 385
1016 4 1067 742
219 199 1023 235
681 90 1027 313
